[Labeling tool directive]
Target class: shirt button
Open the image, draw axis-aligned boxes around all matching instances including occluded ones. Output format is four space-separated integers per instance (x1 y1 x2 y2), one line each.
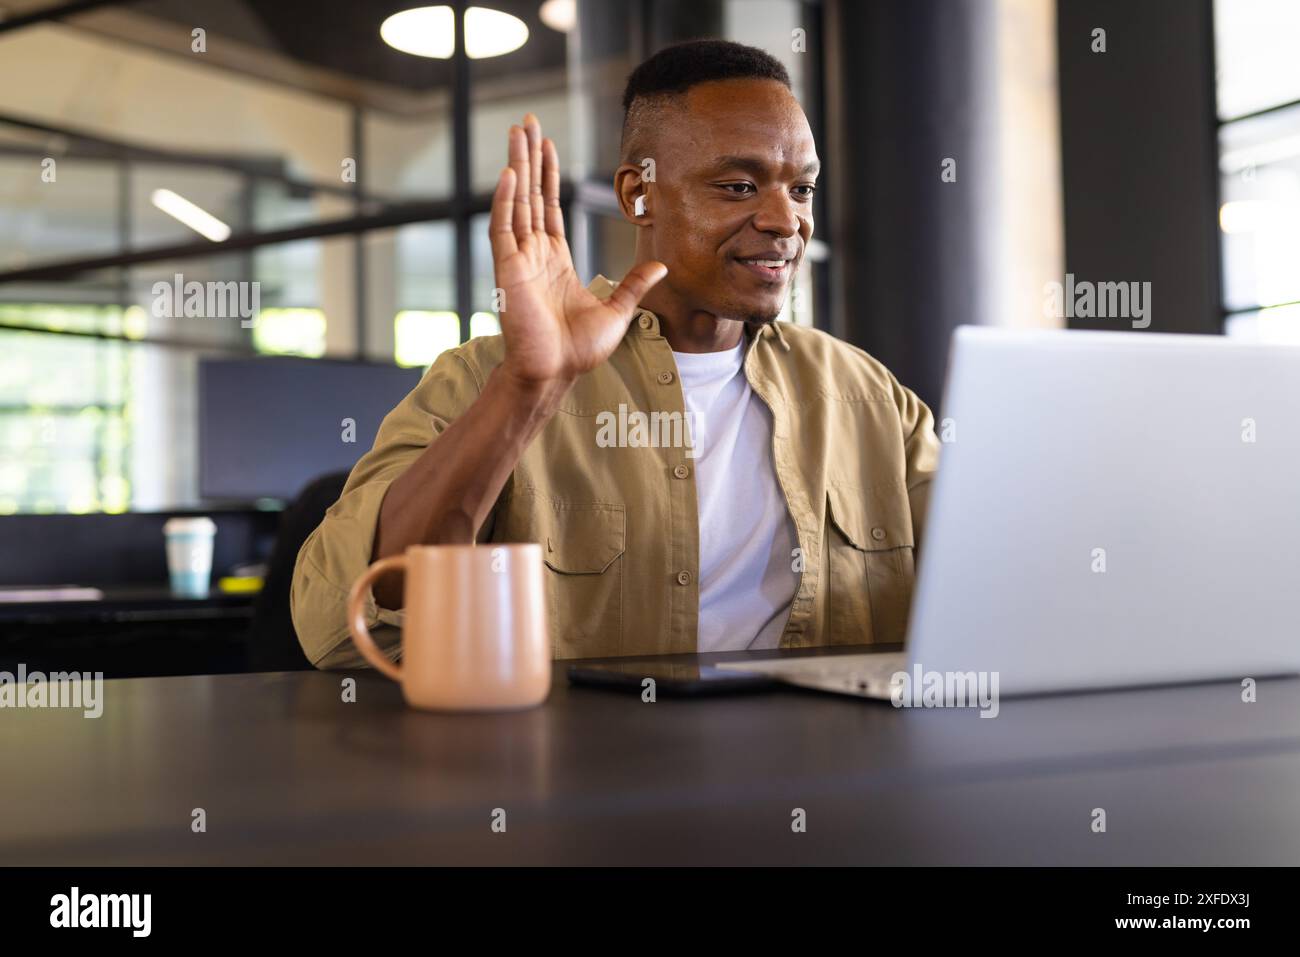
638 315 653 330
676 570 692 586
673 464 690 479
871 527 887 541
657 370 674 384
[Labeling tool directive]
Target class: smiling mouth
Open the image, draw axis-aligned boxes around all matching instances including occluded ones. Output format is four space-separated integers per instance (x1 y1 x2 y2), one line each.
734 257 792 282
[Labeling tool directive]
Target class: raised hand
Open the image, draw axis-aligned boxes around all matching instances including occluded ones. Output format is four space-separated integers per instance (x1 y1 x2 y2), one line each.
489 113 667 389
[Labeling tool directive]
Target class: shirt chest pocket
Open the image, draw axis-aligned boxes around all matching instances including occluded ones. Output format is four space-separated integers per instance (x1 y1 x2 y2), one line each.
822 484 916 646
498 492 626 659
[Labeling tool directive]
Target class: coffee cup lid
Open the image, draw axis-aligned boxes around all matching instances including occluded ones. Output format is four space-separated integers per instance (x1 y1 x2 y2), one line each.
163 517 216 535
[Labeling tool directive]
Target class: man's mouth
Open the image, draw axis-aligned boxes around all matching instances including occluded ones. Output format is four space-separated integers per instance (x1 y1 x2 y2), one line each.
734 255 794 282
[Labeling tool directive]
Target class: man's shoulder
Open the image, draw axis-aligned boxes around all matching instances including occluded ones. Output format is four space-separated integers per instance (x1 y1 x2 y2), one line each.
436 333 507 386
426 321 908 400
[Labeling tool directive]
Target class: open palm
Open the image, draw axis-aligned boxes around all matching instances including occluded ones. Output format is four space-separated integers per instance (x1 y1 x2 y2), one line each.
490 114 667 388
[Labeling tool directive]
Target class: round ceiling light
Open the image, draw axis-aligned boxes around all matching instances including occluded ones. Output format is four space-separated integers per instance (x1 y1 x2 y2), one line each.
539 0 576 33
380 5 529 59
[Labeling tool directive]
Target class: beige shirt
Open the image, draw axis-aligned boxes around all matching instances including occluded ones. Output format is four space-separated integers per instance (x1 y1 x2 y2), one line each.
291 275 942 669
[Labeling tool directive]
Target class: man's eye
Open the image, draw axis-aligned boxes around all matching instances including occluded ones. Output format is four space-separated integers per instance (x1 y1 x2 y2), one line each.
794 185 817 198
720 183 756 195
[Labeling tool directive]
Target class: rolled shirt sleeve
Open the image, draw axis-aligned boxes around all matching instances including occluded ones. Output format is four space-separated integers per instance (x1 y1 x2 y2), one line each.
889 372 942 557
290 347 488 669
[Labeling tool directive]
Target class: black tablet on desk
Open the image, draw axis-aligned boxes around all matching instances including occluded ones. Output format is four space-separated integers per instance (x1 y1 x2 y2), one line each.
567 659 778 697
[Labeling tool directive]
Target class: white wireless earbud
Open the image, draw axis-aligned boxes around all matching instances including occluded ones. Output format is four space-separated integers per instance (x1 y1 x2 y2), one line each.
633 194 646 217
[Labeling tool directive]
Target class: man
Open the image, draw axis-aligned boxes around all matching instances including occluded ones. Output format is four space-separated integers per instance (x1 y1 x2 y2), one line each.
291 39 940 669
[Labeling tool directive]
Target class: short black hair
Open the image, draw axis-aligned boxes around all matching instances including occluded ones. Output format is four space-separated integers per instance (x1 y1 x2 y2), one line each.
620 39 792 162
621 39 791 114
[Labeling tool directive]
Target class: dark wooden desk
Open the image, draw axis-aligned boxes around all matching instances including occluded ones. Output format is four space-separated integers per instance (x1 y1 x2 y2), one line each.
0 586 254 624
2 646 1298 865
0 588 255 679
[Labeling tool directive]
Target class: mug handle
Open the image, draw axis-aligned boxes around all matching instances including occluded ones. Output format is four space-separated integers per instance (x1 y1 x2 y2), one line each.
346 554 407 681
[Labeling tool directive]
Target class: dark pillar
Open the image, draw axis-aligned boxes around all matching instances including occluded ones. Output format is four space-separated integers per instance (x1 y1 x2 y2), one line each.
823 0 995 410
1056 0 1221 335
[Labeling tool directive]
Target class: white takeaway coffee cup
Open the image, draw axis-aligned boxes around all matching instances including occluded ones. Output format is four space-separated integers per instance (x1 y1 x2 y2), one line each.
163 517 217 598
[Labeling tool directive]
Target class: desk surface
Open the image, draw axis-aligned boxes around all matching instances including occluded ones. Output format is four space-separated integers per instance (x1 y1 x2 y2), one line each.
0 586 254 624
2 646 1298 865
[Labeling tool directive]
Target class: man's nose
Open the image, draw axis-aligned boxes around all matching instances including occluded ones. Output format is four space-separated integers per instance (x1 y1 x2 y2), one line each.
751 189 803 237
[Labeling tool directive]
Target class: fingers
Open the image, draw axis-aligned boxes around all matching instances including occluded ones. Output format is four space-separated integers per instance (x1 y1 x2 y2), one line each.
508 124 531 241
489 166 519 262
606 261 668 317
542 137 565 238
524 113 545 232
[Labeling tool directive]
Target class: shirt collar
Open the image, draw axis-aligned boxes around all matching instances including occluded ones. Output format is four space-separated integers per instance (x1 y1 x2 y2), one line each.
587 273 661 337
586 273 790 351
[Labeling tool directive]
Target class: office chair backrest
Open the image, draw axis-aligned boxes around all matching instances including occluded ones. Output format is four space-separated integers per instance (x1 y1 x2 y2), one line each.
248 471 351 672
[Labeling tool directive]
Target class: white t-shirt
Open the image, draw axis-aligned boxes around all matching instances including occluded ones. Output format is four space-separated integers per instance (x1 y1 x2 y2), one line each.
672 336 800 652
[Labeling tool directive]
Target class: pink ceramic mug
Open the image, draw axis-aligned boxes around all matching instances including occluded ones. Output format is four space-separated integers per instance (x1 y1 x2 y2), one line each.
346 544 551 711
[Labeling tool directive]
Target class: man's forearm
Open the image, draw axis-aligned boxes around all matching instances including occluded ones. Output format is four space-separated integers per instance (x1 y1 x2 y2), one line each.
369 366 573 608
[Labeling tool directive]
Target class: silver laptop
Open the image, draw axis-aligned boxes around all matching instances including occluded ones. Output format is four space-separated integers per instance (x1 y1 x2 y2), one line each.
720 325 1300 699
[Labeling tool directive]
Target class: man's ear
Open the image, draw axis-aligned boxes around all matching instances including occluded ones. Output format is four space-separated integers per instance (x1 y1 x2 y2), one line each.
614 164 649 224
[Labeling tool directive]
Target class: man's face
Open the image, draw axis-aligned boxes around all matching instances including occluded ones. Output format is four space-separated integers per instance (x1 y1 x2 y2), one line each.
643 78 818 324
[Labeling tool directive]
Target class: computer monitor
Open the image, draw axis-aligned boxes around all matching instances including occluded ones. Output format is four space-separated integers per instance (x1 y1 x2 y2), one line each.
198 357 424 503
